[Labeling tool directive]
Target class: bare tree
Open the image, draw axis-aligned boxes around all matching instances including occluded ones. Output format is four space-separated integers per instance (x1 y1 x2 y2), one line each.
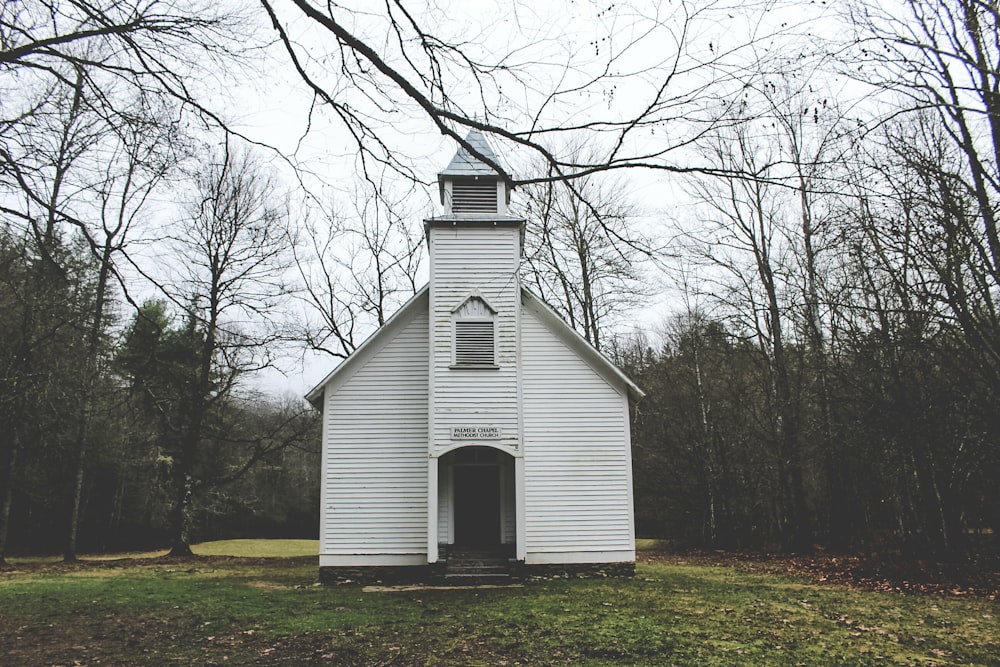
1 0 239 127
157 141 294 556
844 0 1000 377
293 176 425 360
519 153 649 351
681 115 812 550
258 0 819 186
836 1 1000 552
750 72 858 548
63 98 185 561
828 107 997 556
2 1 250 560
0 66 107 564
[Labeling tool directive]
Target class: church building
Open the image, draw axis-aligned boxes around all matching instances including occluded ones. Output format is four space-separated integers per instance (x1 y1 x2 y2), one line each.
306 131 643 582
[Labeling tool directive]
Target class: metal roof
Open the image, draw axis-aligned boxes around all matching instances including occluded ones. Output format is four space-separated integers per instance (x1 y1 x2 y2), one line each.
439 129 504 178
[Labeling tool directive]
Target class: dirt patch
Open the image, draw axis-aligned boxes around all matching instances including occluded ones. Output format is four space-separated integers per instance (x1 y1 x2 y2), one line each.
0 611 215 666
244 580 295 590
362 583 524 592
639 548 1000 599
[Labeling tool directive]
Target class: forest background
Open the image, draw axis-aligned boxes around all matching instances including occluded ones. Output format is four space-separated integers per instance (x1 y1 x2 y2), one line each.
1 0 998 563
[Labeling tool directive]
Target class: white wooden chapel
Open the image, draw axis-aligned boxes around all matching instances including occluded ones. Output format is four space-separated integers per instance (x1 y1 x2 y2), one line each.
306 131 643 581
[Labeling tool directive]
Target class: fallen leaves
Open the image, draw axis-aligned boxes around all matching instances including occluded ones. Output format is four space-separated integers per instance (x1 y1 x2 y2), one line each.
640 548 1000 599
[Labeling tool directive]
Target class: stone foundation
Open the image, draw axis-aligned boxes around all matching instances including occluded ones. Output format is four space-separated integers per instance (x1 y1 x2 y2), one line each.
319 563 443 585
319 560 635 585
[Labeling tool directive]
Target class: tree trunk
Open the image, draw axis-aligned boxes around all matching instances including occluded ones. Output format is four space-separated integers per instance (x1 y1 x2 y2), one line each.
64 244 113 561
63 443 86 561
167 466 195 557
0 439 18 566
752 189 809 552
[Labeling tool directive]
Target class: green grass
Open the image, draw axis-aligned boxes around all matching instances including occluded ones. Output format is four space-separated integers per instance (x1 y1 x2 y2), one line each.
635 538 671 551
1 541 996 666
192 538 318 557
6 538 319 565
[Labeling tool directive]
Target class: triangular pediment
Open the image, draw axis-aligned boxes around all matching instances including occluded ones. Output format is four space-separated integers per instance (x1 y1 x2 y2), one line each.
451 293 497 317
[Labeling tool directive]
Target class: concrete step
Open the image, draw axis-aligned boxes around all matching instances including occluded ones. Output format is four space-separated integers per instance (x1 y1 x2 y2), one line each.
443 547 515 581
446 564 510 575
443 572 512 585
446 556 510 569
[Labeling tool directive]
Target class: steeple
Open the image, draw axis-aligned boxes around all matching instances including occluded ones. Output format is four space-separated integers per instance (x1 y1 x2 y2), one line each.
435 130 513 217
423 128 525 491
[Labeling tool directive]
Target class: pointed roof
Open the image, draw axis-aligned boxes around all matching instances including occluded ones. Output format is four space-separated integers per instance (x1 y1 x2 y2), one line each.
520 290 645 401
304 286 644 408
305 287 429 408
439 129 505 179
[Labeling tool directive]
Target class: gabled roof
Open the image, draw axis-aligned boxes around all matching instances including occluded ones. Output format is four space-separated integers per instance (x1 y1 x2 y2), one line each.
304 287 429 409
520 289 645 401
439 129 505 179
304 285 644 408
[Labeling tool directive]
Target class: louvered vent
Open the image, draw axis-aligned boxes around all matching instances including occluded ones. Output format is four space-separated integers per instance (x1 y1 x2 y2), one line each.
452 179 497 213
455 321 495 365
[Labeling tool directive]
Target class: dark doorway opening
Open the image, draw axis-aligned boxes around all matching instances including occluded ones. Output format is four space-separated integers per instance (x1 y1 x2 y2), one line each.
454 464 501 547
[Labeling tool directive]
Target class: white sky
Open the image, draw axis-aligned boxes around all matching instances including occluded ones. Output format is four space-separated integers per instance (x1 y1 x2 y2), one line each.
197 0 849 397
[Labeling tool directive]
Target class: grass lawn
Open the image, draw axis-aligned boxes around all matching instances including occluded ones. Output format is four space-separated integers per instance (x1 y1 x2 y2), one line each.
0 541 996 666
4 538 321 565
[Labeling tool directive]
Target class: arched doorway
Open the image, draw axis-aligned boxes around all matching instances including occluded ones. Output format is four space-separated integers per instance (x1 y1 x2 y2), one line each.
439 447 515 551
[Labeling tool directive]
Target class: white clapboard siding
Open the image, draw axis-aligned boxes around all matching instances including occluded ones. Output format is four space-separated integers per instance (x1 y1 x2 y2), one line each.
521 304 635 560
429 226 521 449
321 305 429 559
500 461 516 544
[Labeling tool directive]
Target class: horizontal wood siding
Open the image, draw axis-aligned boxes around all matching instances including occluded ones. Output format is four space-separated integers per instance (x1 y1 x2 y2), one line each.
500 462 516 544
521 306 634 557
429 226 521 450
322 308 429 556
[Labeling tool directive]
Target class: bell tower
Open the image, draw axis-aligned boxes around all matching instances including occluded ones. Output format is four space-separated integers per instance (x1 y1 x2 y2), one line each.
435 130 514 217
424 131 526 562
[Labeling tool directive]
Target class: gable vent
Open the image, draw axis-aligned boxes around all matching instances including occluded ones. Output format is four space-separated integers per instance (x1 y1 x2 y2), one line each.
455 321 495 365
452 179 497 213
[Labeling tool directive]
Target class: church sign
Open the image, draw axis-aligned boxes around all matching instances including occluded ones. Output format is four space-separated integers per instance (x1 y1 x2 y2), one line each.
450 425 502 440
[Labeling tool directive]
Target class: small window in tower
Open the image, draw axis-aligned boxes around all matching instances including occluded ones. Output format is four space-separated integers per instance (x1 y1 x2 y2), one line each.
452 296 498 368
452 178 497 213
